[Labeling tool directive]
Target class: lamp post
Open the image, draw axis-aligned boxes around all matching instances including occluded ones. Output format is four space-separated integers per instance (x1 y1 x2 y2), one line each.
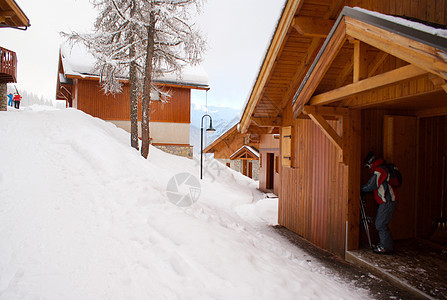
200 114 216 180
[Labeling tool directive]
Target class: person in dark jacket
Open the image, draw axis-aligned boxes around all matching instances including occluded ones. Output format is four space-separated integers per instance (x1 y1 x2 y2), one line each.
361 151 397 254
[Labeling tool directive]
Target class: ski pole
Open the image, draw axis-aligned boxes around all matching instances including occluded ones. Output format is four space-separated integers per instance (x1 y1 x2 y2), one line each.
360 195 373 249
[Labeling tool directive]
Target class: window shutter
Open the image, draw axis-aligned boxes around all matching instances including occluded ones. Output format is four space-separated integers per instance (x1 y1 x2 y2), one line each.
282 126 292 167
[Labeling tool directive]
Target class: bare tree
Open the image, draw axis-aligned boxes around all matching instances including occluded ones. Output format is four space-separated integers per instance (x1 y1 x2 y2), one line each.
64 0 206 158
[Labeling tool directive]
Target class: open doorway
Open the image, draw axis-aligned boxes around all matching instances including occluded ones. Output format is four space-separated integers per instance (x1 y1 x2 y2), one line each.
266 153 275 190
360 111 447 247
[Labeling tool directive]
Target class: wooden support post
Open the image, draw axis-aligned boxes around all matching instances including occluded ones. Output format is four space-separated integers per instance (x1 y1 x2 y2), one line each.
307 112 343 152
345 109 361 252
353 40 368 83
309 64 427 106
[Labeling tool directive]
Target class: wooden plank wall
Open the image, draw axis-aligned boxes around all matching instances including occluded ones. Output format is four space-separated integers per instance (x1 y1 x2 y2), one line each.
279 117 348 256
417 116 447 237
77 80 190 123
78 80 131 120
150 88 190 123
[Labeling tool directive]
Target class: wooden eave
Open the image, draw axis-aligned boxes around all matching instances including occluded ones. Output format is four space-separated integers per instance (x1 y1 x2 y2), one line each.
239 0 345 134
0 0 30 29
203 124 239 154
239 0 303 133
230 146 259 161
293 7 447 116
291 6 447 161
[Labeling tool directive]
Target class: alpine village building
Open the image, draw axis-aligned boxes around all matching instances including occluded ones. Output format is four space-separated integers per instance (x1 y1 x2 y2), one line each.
0 0 30 111
203 123 261 181
239 0 447 295
56 43 209 158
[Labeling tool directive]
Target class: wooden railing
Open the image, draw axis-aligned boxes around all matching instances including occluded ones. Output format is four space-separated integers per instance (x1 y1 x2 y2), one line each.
0 47 17 83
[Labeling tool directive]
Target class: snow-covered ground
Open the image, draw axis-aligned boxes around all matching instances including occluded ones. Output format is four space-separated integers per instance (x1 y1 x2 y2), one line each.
0 105 369 299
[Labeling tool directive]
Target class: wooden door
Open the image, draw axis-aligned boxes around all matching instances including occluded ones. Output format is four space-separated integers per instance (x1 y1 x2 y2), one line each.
242 160 247 176
383 115 417 240
266 153 275 190
248 161 253 178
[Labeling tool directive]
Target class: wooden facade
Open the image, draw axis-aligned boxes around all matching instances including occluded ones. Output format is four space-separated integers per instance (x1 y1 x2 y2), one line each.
204 124 260 180
56 45 208 153
240 0 447 258
0 0 30 30
74 79 191 123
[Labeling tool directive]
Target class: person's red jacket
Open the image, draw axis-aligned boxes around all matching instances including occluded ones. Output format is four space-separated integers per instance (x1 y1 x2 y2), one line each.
13 94 21 102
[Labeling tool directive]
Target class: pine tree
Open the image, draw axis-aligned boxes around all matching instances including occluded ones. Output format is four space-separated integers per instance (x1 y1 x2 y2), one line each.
64 0 206 158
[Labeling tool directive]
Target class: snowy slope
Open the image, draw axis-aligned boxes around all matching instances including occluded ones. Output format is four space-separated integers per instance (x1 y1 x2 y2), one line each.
0 106 368 299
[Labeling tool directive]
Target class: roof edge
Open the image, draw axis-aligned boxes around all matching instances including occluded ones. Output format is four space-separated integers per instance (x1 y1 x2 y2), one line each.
239 0 303 133
291 6 447 112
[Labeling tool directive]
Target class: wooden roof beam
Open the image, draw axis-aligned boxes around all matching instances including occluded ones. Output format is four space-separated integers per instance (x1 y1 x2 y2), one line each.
334 57 353 88
309 64 427 106
0 10 14 18
428 74 447 94
303 105 348 117
251 117 282 127
353 40 367 83
345 16 447 80
281 37 323 110
292 17 335 38
367 51 389 78
307 112 343 152
292 19 347 116
1 0 30 28
416 106 447 118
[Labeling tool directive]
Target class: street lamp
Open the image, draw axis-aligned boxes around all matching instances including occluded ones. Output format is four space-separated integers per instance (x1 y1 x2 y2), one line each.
200 114 216 180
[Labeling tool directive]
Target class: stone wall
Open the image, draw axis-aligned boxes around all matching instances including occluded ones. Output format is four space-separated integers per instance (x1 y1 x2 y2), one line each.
155 145 194 159
217 158 260 181
0 83 7 111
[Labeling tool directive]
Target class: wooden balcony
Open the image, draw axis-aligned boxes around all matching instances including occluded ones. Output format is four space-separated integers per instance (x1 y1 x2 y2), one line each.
0 46 17 83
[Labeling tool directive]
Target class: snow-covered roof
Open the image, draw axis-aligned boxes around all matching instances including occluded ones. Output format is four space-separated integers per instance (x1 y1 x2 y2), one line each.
59 42 209 88
352 7 447 39
60 42 98 78
230 145 260 160
292 6 447 109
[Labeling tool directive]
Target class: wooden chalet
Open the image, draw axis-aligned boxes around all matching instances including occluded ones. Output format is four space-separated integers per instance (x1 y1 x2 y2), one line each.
0 0 30 30
0 0 30 111
240 0 447 263
204 124 260 180
56 43 209 158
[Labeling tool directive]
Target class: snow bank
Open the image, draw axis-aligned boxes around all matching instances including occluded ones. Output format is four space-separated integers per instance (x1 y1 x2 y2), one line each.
0 106 368 299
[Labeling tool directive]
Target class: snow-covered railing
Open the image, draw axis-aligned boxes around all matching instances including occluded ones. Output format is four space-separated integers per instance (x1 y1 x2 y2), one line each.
0 47 17 83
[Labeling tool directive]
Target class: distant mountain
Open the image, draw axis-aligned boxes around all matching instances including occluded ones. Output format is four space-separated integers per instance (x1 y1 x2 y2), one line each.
190 104 240 153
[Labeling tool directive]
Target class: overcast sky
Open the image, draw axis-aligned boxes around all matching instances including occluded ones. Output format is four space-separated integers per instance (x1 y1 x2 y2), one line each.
1 0 285 110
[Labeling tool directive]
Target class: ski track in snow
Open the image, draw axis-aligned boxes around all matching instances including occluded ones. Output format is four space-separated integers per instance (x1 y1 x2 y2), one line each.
0 105 369 299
